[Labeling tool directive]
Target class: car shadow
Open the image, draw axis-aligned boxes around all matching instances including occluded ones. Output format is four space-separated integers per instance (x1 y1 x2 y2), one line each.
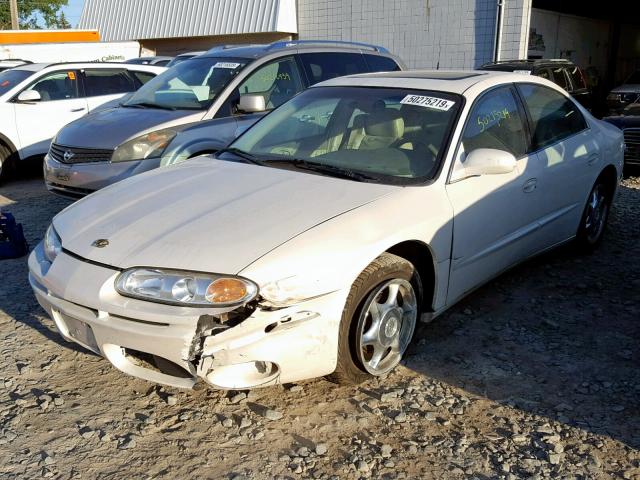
404 183 640 449
0 168 88 354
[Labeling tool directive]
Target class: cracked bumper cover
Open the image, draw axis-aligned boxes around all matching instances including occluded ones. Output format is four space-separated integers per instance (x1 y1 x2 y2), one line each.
28 242 347 389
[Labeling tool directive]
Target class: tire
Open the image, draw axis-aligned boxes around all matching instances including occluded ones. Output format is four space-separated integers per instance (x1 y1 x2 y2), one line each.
575 176 612 252
328 253 422 385
0 143 13 182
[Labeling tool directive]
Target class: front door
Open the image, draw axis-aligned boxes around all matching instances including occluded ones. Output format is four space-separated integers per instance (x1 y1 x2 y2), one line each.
14 69 87 158
445 85 544 303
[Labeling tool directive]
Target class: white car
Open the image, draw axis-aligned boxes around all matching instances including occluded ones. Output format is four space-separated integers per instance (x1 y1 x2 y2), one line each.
29 70 623 391
0 62 165 179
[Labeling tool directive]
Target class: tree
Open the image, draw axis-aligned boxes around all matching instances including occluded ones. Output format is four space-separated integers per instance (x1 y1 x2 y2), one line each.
0 0 71 30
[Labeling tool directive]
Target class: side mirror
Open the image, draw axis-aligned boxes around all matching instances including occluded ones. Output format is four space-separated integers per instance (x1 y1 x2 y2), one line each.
238 94 266 113
463 148 516 176
17 89 41 103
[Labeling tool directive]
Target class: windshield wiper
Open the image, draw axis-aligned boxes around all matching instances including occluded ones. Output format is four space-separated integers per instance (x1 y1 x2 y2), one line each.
122 102 177 111
216 147 267 165
263 157 377 182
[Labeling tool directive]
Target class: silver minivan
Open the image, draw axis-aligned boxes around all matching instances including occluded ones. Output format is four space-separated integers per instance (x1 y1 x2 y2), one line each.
45 40 404 197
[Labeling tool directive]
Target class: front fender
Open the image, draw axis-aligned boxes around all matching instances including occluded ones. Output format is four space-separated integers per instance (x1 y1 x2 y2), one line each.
239 184 454 310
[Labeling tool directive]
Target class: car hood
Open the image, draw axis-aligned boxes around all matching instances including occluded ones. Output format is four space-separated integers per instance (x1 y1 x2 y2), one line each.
55 106 203 150
54 157 397 274
611 84 640 94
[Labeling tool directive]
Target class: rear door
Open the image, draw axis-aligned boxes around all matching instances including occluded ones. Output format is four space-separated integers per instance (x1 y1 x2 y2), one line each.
516 83 597 245
13 69 88 158
80 68 140 111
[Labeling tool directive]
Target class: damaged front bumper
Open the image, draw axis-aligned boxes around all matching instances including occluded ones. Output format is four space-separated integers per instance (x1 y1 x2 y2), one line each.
28 243 347 389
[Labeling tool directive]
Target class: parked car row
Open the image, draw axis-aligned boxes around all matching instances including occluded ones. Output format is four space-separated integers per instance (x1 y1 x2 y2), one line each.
42 41 404 196
23 39 622 390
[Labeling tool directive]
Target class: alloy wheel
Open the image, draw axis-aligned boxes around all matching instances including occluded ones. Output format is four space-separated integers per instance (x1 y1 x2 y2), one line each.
355 278 418 375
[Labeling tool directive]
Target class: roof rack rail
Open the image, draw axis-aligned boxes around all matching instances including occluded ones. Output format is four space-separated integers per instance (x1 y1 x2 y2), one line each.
208 44 261 51
267 40 389 53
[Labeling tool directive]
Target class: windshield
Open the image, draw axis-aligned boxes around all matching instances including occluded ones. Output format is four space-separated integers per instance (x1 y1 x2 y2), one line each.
123 57 248 111
625 70 640 85
228 87 461 184
0 69 32 96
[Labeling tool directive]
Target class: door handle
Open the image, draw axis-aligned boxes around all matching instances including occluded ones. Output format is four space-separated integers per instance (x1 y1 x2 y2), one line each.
523 178 537 193
70 107 86 112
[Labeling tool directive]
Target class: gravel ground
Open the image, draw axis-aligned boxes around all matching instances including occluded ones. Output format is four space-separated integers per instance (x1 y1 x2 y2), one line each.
1 171 639 480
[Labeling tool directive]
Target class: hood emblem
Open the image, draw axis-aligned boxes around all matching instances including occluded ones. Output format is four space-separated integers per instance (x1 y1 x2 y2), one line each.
63 150 75 162
91 239 109 248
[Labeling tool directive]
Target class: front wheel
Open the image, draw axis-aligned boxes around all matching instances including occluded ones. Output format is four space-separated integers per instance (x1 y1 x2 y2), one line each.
575 177 612 251
328 253 422 385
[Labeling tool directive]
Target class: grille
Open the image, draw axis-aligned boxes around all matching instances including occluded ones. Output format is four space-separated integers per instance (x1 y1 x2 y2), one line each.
623 128 640 164
49 143 113 165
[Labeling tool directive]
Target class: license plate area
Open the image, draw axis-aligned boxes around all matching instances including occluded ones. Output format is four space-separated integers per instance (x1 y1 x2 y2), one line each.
59 313 100 353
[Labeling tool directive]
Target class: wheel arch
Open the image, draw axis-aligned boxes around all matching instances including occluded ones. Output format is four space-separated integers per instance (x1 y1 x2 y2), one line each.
0 132 19 158
597 164 618 200
385 240 437 312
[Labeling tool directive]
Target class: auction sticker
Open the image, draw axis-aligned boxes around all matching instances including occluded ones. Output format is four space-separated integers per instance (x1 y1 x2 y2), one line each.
214 62 241 69
400 94 455 111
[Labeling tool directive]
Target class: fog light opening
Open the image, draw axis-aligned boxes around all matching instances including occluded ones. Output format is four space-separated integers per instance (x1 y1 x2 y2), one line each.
205 361 280 389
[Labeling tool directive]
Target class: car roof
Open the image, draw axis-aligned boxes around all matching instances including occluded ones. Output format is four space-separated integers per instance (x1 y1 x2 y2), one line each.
11 62 165 72
200 40 393 60
480 59 576 70
314 70 551 95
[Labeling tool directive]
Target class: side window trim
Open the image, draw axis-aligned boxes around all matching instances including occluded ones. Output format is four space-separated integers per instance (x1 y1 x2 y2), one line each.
512 83 534 154
293 54 312 88
515 82 590 154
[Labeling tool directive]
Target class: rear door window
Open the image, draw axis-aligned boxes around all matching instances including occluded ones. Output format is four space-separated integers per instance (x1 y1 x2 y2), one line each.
567 66 586 90
550 67 570 91
130 70 156 86
517 83 587 149
82 69 136 97
299 52 369 85
363 55 402 72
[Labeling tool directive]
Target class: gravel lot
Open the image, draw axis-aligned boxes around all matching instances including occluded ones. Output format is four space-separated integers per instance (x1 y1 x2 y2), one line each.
1 171 639 480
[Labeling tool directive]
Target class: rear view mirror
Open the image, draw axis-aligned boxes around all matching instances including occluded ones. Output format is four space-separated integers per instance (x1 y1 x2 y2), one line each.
238 94 266 113
17 89 41 103
463 148 516 177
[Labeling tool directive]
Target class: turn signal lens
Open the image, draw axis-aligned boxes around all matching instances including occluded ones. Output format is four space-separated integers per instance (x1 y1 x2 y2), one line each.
205 278 249 304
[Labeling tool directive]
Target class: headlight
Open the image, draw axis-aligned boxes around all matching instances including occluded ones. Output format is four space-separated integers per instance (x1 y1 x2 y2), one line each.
111 128 177 163
607 93 622 102
43 224 61 263
115 268 258 307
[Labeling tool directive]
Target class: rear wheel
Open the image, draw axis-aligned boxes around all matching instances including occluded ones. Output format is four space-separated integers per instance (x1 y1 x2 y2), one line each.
328 253 421 385
575 177 612 251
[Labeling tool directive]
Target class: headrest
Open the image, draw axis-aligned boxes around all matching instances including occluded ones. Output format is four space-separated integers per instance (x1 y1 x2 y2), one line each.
364 110 404 138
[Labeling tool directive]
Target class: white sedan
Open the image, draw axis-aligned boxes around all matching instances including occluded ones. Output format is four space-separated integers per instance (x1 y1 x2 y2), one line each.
29 71 623 390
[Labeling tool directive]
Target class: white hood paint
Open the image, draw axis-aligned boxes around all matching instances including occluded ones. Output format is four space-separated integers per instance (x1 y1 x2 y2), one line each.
54 157 397 274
